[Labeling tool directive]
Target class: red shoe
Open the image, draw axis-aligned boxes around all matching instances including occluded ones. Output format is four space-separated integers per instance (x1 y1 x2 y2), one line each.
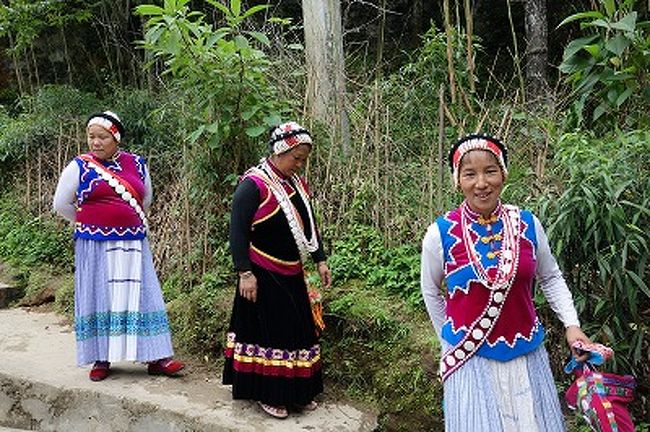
147 358 185 376
89 361 110 381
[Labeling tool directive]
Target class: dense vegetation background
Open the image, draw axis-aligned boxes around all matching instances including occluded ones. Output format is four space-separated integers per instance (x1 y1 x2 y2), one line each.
0 0 648 430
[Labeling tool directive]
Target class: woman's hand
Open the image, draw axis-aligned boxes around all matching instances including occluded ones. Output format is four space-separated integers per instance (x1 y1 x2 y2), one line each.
316 261 332 289
238 271 258 302
566 325 592 362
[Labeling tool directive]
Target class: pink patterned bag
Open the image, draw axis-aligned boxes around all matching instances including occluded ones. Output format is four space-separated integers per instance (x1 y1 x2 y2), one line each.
565 343 636 432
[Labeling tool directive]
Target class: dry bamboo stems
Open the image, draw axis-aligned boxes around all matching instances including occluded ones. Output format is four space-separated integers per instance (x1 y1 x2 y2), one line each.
464 0 476 94
506 0 526 103
443 0 457 105
37 147 42 215
436 84 446 216
383 105 390 244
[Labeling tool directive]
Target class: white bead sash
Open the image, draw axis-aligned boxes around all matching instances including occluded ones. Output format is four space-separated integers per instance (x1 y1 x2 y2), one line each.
248 161 319 263
79 154 148 230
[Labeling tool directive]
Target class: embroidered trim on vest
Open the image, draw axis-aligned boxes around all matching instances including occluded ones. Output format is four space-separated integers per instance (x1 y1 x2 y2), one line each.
78 154 148 230
440 203 522 381
245 160 318 263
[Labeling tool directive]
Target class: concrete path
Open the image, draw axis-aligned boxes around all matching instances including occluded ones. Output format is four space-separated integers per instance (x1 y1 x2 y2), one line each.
0 308 377 431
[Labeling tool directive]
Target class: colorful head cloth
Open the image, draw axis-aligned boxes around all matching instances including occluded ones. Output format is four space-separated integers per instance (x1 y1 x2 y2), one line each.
449 134 508 187
268 122 312 155
86 111 125 143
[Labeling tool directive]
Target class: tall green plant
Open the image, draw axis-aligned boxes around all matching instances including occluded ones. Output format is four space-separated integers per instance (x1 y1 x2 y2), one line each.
537 130 649 380
558 0 649 124
135 0 284 166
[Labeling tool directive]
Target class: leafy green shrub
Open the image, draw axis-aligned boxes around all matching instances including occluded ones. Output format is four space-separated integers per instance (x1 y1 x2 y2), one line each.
324 281 442 431
166 269 235 361
328 225 386 282
537 129 649 420
367 244 421 306
0 194 74 271
329 224 422 306
135 0 286 174
558 0 649 125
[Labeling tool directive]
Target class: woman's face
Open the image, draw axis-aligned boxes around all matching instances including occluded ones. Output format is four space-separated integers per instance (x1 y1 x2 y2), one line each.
87 124 118 160
458 150 505 217
273 144 311 176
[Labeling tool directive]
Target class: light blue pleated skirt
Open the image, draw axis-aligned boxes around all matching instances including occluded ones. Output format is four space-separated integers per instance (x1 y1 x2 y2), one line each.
74 238 174 366
443 345 566 432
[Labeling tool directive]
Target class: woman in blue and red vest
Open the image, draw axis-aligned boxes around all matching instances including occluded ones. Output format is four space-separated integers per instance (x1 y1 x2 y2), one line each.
53 111 184 381
420 134 591 431
223 121 332 419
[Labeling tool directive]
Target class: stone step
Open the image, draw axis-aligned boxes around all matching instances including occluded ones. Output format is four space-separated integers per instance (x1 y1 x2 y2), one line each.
0 308 377 432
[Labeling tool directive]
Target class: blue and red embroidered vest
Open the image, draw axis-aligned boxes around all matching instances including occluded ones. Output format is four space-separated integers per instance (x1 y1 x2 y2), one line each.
436 205 545 361
74 152 147 241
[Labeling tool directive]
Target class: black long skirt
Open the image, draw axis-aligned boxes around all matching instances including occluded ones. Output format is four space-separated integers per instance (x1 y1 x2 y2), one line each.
222 264 323 406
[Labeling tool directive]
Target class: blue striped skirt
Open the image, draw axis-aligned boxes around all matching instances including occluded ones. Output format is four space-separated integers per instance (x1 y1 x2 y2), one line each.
74 238 174 366
443 344 566 432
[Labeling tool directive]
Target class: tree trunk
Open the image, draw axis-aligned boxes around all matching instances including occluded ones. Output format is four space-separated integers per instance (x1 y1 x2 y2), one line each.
525 0 549 99
7 33 25 96
302 0 350 153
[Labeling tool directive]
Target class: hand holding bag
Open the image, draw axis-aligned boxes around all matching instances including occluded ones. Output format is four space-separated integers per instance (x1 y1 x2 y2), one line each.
564 342 636 432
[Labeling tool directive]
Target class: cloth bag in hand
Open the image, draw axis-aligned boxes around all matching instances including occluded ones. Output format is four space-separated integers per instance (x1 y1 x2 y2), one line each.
564 342 636 432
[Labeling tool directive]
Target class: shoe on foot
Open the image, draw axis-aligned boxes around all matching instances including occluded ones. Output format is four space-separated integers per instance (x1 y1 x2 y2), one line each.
147 358 185 376
89 361 110 382
258 401 288 419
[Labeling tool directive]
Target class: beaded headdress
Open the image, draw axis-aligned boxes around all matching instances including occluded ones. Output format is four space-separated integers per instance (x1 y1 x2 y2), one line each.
86 111 125 143
268 122 312 155
449 134 508 187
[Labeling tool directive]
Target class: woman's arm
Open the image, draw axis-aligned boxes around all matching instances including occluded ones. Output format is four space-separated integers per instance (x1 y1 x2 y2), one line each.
143 167 153 210
229 178 259 272
421 223 447 339
52 161 79 222
533 214 580 327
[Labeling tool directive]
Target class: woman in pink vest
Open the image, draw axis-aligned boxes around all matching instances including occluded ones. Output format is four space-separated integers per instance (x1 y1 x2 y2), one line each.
420 134 591 431
53 111 184 381
223 122 332 419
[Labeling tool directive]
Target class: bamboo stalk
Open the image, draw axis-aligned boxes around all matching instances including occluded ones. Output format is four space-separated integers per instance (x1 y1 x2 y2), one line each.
383 104 390 243
475 107 491 134
183 143 192 287
443 104 458 127
60 27 73 85
57 124 63 178
373 0 386 232
436 84 446 216
7 33 25 96
506 0 526 103
29 44 41 88
373 88 380 231
459 84 475 115
464 0 476 93
25 143 30 208
443 0 457 104
498 108 511 139
38 146 42 215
